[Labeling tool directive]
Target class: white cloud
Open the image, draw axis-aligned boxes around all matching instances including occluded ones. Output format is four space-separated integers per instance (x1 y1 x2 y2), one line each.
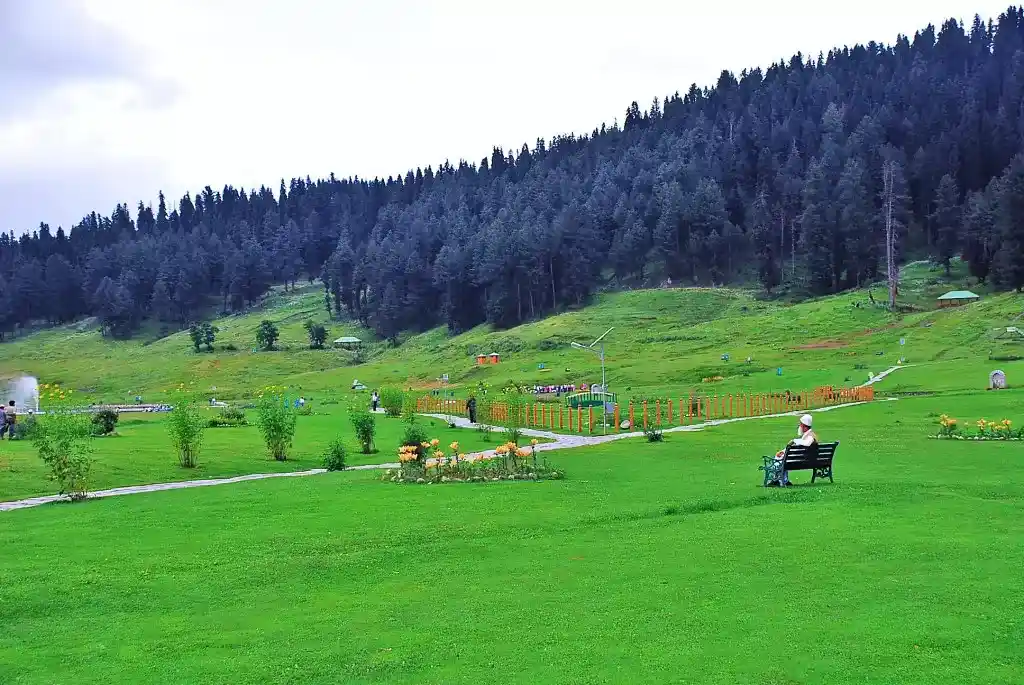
0 0 1012 232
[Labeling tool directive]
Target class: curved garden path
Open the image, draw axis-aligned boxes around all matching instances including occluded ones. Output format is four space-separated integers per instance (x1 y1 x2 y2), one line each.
0 398 893 513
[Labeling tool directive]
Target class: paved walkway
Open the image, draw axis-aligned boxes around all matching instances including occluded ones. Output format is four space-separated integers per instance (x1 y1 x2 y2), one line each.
858 364 908 387
0 398 892 513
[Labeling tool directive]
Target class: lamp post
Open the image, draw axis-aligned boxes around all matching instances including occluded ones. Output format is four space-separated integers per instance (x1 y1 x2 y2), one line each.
571 327 613 435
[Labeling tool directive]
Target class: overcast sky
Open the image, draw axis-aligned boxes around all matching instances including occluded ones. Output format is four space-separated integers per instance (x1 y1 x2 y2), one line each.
0 0 1012 234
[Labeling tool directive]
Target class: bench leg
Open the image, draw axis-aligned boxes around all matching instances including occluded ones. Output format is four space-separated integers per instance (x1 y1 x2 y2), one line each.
812 466 833 484
761 458 783 487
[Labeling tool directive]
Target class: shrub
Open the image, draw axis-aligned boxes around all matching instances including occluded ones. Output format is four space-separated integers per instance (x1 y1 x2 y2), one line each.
10 414 39 441
168 399 205 468
323 438 347 471
91 409 119 436
644 425 665 443
380 387 405 417
400 422 430 458
256 394 297 460
298 403 313 416
222 343 239 352
33 410 94 501
350 408 376 454
208 406 248 428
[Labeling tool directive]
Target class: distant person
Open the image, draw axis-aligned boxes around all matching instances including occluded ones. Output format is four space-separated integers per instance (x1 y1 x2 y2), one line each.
467 396 477 424
1 400 15 440
772 414 818 486
371 390 380 412
298 397 306 407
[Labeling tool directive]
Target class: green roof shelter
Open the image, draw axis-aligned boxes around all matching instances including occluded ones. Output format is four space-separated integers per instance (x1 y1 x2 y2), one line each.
937 290 980 308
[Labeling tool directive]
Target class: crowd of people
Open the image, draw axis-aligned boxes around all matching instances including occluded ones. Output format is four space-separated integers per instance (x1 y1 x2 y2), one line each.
531 384 585 396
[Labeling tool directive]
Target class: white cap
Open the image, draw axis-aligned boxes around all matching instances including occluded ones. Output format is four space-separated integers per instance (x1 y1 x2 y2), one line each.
800 414 813 427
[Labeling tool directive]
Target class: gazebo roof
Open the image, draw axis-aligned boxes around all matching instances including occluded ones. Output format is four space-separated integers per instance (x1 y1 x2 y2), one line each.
937 290 979 300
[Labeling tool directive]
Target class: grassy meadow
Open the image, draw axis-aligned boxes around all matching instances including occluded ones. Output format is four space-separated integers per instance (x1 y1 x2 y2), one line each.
1 260 1023 683
2 394 1023 684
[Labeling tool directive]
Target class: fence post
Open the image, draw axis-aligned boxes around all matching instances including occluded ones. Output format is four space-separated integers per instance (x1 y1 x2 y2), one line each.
577 406 583 434
589 406 594 434
642 401 648 430
629 402 635 430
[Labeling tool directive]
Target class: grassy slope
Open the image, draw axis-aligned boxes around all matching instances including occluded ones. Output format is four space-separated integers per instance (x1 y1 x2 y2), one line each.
2 393 1022 684
0 261 1021 405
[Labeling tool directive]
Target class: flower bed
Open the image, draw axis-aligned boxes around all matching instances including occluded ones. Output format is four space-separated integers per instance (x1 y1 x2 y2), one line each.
384 439 565 484
933 415 1023 441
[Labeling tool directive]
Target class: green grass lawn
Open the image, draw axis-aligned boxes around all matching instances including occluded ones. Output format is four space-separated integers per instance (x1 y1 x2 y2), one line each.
0 404 518 501
2 392 1023 683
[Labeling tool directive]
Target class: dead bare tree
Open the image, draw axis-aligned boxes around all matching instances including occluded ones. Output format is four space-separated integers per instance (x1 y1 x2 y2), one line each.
882 160 901 310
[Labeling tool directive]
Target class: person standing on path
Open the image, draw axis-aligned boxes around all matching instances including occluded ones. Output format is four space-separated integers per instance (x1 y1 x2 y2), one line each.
467 395 477 424
371 390 380 412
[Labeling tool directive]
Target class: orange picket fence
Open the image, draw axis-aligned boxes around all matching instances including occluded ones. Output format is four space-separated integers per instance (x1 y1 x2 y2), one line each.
414 384 874 434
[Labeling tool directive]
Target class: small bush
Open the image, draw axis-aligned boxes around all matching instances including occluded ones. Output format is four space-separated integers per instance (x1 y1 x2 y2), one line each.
208 406 248 428
10 415 39 441
256 395 297 461
33 410 94 501
298 403 314 416
168 399 205 468
380 387 405 417
91 409 119 436
222 343 239 352
350 408 377 454
401 422 430 458
323 438 348 471
644 425 665 443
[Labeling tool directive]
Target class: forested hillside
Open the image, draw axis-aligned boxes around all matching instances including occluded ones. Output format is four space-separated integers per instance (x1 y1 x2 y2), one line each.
4 7 1024 342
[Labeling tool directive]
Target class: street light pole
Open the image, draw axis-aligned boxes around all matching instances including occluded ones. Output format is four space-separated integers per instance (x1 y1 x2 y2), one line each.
571 327 614 435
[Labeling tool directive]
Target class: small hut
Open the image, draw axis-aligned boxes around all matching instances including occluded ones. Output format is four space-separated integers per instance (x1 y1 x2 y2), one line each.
333 336 362 349
989 369 1008 390
937 290 980 308
488 353 500 364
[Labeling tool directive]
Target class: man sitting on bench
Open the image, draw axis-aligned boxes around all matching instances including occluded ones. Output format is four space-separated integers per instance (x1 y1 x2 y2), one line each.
772 414 818 486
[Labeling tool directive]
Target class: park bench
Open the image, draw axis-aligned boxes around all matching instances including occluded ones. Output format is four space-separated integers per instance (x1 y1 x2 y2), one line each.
759 441 839 487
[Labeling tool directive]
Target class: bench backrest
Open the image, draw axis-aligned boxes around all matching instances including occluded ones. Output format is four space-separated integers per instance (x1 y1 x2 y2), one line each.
783 441 839 470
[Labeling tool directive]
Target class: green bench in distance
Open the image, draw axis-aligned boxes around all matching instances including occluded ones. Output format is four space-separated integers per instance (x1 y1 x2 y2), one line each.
759 441 839 487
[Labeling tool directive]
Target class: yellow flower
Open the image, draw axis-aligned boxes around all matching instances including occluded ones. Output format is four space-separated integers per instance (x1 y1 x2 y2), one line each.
430 438 440 447
432 450 444 460
495 445 508 455
457 453 466 460
421 442 430 449
530 439 538 446
42 384 49 389
450 441 459 451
